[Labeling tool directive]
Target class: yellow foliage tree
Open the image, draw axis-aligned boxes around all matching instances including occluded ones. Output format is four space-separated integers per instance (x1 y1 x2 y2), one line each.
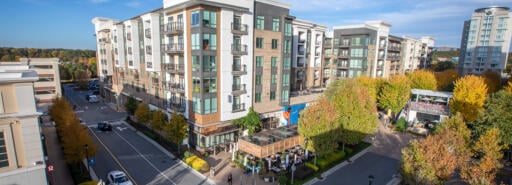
461 128 503 185
449 75 487 122
378 75 411 121
435 69 458 91
407 70 437 90
504 80 512 95
357 76 385 104
482 70 501 94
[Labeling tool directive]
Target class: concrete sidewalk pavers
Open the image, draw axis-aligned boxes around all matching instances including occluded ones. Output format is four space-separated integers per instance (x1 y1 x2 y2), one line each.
42 126 75 185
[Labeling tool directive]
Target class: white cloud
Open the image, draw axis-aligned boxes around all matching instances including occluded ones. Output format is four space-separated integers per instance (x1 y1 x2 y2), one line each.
125 1 141 8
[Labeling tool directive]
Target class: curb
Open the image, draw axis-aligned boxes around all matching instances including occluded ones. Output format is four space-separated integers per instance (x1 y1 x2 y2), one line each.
121 120 216 185
386 177 402 185
83 159 99 181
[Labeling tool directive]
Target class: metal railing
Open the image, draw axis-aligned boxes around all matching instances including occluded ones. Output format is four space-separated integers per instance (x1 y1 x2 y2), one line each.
231 44 248 55
232 103 245 112
231 23 248 35
161 22 184 34
163 44 184 53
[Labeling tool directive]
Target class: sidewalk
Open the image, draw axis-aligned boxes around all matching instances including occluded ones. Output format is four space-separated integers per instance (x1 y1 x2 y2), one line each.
205 151 274 185
43 125 75 185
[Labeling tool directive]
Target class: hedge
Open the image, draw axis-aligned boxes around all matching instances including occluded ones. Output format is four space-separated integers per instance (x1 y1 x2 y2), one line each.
317 150 345 169
185 155 209 171
305 162 319 172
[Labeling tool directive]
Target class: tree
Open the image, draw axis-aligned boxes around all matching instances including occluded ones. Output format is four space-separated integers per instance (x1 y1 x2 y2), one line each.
432 61 456 72
407 70 437 90
298 97 340 158
378 75 411 121
125 96 138 115
357 76 384 104
504 80 512 95
135 103 151 124
165 112 188 156
481 70 501 94
461 128 503 185
435 69 458 91
232 107 261 135
151 110 167 131
88 57 97 78
74 70 90 89
449 75 487 122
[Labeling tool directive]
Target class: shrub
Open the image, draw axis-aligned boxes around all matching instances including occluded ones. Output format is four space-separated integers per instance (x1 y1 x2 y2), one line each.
344 147 353 154
185 155 209 171
396 117 406 132
278 173 289 185
184 151 193 159
317 150 345 169
305 162 319 172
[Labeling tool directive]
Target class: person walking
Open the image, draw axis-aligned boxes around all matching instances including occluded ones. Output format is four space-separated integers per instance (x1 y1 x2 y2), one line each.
227 173 233 185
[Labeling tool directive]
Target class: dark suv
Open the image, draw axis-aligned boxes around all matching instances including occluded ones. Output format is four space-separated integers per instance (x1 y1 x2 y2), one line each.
97 121 112 131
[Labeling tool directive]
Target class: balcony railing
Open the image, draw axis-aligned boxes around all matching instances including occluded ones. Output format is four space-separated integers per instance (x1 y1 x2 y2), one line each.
145 29 151 38
232 84 246 95
163 63 185 73
161 22 184 35
231 23 248 35
168 102 186 113
163 44 184 53
232 44 248 55
338 63 349 68
232 103 245 113
98 37 110 43
408 101 450 115
166 83 185 93
232 64 247 75
338 54 349 58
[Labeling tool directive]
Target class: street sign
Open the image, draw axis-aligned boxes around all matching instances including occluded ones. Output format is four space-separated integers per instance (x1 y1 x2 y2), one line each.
47 165 54 172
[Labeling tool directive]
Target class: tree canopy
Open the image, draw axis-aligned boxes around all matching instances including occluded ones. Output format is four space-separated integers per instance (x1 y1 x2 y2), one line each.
135 103 151 124
232 107 261 135
378 75 411 120
151 110 168 131
481 70 501 94
407 70 437 90
449 75 487 122
461 128 503 185
471 91 512 147
125 96 138 115
435 69 458 91
165 112 188 155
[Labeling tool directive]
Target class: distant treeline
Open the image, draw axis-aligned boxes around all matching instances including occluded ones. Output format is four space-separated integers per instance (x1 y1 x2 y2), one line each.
0 47 96 63
431 50 460 62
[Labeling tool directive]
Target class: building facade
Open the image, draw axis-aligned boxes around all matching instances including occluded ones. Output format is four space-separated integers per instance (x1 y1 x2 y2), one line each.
458 6 512 76
0 64 46 185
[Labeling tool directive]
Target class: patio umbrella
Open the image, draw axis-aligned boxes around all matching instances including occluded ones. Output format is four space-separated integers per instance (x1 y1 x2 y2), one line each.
421 97 431 101
434 99 446 103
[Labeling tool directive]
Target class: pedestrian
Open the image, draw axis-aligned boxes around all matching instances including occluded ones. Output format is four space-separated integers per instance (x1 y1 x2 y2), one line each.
227 173 232 185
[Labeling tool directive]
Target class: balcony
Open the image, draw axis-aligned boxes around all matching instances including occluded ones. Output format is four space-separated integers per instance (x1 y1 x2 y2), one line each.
232 44 248 56
232 84 246 95
338 63 349 68
388 46 401 51
163 63 185 74
231 23 248 35
163 44 184 54
168 102 186 113
408 101 450 116
339 42 350 48
166 83 185 94
98 37 110 43
232 64 247 75
145 29 151 38
161 22 184 35
232 103 245 113
297 50 305 56
338 54 349 58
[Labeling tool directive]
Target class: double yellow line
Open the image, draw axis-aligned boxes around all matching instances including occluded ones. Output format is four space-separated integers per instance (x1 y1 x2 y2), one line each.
88 127 138 185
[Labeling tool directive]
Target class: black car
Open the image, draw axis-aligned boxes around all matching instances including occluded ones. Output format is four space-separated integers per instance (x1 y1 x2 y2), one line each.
97 122 112 131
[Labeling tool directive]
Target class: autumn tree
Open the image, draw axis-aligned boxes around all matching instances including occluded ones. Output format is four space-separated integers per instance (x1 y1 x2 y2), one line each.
357 76 385 104
378 75 411 121
504 80 512 95
74 70 90 90
88 57 97 78
407 70 437 90
482 70 501 94
449 75 487 122
435 69 458 91
165 112 188 156
461 128 503 185
125 96 138 115
135 103 151 124
151 110 168 131
232 107 261 135
298 97 340 158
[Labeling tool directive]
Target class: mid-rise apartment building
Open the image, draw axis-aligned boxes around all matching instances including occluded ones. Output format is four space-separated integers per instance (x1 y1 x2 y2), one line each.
458 6 512 76
386 35 403 77
0 64 46 185
401 36 435 73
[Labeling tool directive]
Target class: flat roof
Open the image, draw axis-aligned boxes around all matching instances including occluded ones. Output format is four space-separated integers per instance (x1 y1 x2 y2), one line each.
241 125 299 146
411 89 453 98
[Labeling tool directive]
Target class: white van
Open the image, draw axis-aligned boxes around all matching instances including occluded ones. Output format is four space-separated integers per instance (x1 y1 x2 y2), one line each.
88 95 99 103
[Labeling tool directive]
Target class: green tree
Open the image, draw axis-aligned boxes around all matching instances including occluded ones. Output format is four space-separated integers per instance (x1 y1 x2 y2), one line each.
432 61 456 72
232 107 261 135
482 70 501 94
165 112 188 156
74 70 90 90
151 110 167 131
125 96 138 115
407 70 437 90
461 128 503 185
357 76 385 104
88 57 97 78
135 103 151 124
449 75 487 122
378 75 411 121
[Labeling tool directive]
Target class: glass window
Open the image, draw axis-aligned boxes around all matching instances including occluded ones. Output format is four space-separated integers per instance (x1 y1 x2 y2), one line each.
350 48 365 57
191 11 200 27
192 55 200 72
271 39 278 49
203 10 217 28
202 77 217 93
256 38 264 48
272 18 280 31
193 77 201 93
283 40 291 53
284 23 292 36
283 57 291 70
256 16 264 30
271 74 277 84
349 59 363 68
282 74 290 86
203 97 217 114
202 56 216 72
255 74 262 85
271 57 278 67
281 90 289 103
191 33 200 50
256 56 263 67
255 93 262 103
192 97 200 113
270 91 276 100
203 34 217 50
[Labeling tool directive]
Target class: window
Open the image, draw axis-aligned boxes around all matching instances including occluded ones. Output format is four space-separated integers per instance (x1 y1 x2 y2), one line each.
283 40 291 53
35 90 56 95
256 56 263 67
282 74 290 86
38 77 54 82
203 34 217 50
281 90 289 103
270 91 276 100
0 131 8 168
202 78 217 93
203 97 217 114
271 74 277 84
202 56 216 72
192 55 200 72
191 11 200 26
271 39 278 49
127 47 132 54
271 57 278 67
284 23 292 36
192 97 200 113
255 74 262 85
193 77 201 93
203 10 217 28
256 16 264 30
255 93 262 103
272 18 280 31
256 38 264 48
350 48 366 57
283 57 291 70
191 34 200 50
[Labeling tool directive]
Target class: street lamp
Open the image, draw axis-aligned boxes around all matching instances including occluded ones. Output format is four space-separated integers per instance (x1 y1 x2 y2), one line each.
84 144 89 172
368 174 374 185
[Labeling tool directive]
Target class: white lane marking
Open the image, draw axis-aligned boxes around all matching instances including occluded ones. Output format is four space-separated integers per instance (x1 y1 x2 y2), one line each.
116 127 127 131
113 128 177 185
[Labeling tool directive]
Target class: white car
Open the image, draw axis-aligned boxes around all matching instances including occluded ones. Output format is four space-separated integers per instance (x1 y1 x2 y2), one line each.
107 170 133 185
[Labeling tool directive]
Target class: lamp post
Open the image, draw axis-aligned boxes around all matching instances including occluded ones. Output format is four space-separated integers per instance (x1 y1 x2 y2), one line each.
84 144 89 172
368 175 374 185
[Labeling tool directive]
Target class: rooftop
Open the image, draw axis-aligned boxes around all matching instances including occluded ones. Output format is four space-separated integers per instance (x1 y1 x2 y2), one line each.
0 64 38 83
411 89 453 98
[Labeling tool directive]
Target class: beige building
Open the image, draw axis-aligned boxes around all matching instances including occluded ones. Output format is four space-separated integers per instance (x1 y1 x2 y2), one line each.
0 64 46 185
17 58 61 111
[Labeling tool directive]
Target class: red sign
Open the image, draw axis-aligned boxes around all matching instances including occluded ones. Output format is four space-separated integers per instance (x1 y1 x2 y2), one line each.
47 165 54 172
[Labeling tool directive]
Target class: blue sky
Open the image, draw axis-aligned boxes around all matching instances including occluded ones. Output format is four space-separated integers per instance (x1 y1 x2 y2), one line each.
0 0 511 50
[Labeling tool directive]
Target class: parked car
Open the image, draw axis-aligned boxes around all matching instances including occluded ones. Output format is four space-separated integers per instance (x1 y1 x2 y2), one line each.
97 121 112 131
88 95 99 103
107 170 132 185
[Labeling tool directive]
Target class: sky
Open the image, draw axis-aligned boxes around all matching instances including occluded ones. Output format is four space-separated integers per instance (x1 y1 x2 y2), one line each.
0 0 511 50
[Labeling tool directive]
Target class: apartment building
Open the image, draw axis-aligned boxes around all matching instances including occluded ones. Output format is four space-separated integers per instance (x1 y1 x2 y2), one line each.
386 35 403 77
401 36 435 73
0 64 46 185
458 6 512 76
